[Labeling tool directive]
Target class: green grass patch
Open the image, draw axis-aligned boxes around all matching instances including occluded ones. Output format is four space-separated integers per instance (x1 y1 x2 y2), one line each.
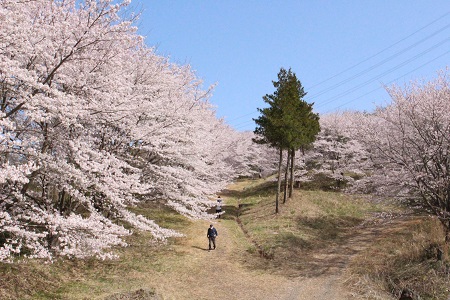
129 201 191 230
298 173 340 191
297 215 361 241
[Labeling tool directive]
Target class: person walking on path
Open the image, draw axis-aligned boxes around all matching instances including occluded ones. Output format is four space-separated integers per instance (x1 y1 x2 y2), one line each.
216 196 223 218
207 224 218 250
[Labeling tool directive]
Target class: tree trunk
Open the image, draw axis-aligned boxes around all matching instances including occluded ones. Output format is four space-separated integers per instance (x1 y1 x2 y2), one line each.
58 189 66 214
21 169 40 195
289 148 295 198
444 224 450 261
283 149 290 204
275 148 283 214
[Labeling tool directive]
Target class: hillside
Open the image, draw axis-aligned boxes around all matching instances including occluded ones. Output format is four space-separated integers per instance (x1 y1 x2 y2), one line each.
1 178 448 299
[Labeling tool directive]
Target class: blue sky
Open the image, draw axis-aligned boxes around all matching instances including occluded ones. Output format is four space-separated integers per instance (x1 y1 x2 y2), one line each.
128 1 449 131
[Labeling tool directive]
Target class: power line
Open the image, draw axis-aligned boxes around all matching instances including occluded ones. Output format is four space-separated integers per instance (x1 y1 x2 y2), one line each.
234 47 449 128
233 118 257 131
228 12 450 129
307 23 450 100
315 38 449 108
227 110 258 122
322 50 450 113
307 11 450 90
233 119 256 130
232 39 449 129
232 43 449 129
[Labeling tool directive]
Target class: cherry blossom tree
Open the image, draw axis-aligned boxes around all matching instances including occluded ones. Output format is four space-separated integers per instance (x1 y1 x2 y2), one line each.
1 0 146 261
221 130 278 179
259 70 448 256
300 112 371 189
0 0 241 262
354 72 450 255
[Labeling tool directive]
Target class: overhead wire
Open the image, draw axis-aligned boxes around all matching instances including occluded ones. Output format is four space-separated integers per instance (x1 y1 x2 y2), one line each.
227 110 259 122
322 50 450 113
237 47 449 129
315 38 450 108
234 120 256 131
307 23 450 100
307 11 450 90
227 12 450 129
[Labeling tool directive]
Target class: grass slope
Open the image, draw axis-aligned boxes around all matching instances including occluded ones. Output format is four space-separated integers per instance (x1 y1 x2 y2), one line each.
1 178 449 299
227 179 449 299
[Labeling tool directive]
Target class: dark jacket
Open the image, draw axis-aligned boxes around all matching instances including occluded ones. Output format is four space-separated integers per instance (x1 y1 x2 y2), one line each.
207 227 218 238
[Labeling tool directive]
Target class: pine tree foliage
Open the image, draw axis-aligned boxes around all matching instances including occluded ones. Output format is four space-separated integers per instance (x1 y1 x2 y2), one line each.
253 68 319 212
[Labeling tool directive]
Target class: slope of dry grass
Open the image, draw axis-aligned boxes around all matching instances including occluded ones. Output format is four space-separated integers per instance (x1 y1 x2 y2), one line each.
1 178 449 299
346 216 450 299
227 179 450 299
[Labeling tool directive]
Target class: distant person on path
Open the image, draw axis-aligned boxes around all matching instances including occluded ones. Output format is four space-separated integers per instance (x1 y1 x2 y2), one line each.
207 224 218 250
216 196 223 218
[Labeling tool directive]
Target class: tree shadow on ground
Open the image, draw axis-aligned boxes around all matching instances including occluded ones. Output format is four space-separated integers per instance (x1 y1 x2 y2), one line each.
220 180 278 199
206 205 239 220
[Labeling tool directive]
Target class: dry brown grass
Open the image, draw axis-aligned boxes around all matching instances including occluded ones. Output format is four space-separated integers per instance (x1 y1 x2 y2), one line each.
1 178 449 299
0 260 61 300
224 179 450 299
0 203 191 299
345 216 450 300
234 187 390 276
0 191 299 299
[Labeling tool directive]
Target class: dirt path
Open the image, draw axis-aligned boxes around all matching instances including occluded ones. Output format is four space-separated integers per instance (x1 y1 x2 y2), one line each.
112 182 402 299
148 219 296 299
146 217 388 300
280 221 398 300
